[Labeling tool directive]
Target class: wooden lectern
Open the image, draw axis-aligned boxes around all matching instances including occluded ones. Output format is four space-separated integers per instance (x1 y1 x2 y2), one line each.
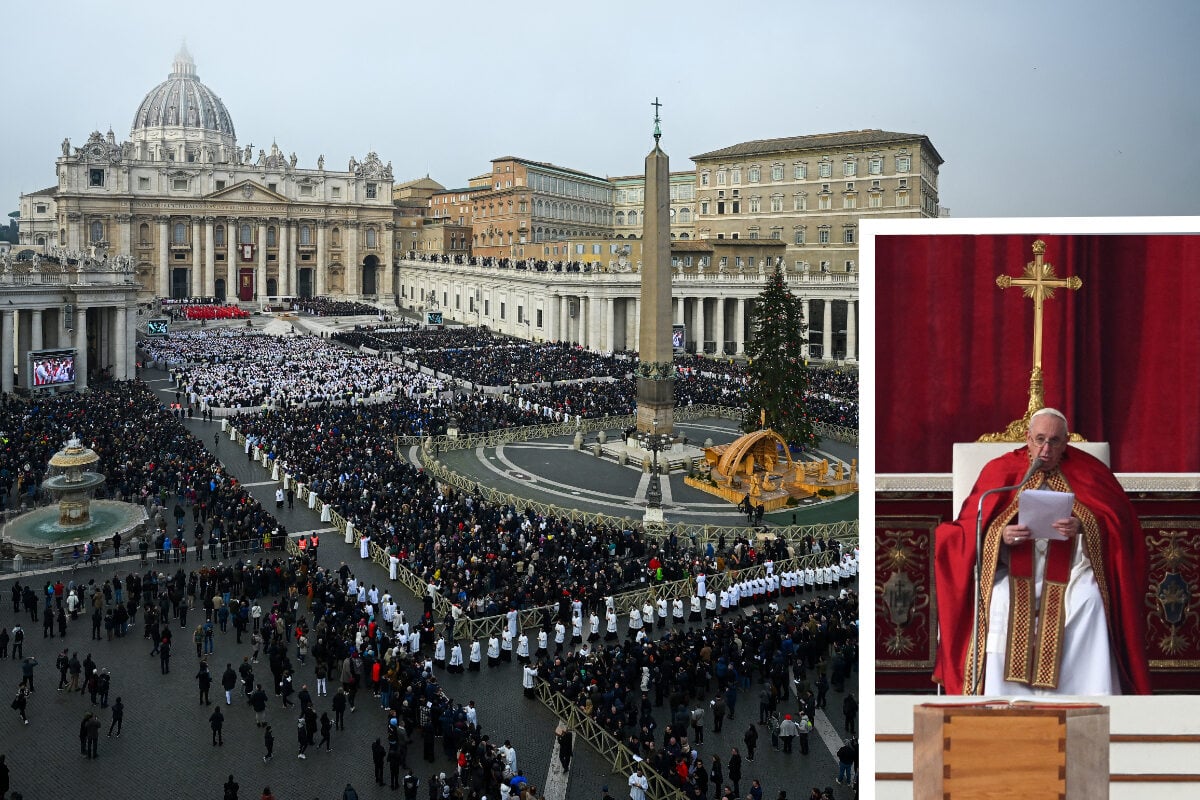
914 702 1109 799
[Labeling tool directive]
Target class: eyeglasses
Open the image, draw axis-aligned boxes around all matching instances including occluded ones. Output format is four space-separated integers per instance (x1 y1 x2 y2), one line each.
1030 435 1066 448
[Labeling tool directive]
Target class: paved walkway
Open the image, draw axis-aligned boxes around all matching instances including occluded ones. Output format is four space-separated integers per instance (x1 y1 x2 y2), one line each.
0 371 858 800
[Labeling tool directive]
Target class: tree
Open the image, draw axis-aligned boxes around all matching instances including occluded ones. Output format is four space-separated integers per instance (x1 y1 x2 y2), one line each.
742 262 818 450
0 211 17 245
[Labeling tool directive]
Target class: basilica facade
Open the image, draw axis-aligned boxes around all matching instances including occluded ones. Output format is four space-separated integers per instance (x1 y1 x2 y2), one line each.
42 46 396 303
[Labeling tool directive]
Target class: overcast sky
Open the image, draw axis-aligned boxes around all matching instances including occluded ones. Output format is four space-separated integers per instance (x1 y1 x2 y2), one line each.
4 0 1198 218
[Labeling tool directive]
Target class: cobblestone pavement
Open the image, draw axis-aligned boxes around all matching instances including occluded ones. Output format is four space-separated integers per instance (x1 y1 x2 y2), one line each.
0 372 858 800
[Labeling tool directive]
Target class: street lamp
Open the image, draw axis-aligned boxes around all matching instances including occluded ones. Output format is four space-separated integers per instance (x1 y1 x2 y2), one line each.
638 431 673 511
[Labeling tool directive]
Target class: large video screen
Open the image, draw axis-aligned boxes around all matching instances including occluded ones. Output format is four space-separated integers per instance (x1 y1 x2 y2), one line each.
29 349 76 390
146 318 169 336
671 324 686 351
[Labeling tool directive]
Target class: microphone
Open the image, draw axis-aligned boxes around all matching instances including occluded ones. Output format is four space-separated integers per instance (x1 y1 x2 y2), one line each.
966 455 1045 694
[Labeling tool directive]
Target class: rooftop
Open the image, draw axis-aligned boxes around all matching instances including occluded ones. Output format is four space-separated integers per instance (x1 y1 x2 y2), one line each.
692 129 943 164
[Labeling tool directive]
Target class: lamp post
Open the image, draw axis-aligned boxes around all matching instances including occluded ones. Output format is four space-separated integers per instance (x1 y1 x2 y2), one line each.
639 431 672 513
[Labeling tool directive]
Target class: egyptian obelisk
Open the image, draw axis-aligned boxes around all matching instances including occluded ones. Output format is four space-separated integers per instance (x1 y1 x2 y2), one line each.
636 99 674 436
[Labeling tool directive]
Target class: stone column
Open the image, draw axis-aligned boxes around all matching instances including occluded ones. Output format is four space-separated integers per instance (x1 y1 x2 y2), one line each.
735 298 746 355
346 223 360 296
226 218 239 302
560 296 570 343
114 305 128 380
204 217 216 298
845 299 856 362
16 311 31 385
74 309 88 391
277 220 289 298
117 213 132 257
606 297 616 352
822 299 832 361
632 298 641 352
577 296 588 348
382 223 396 301
67 212 82 250
256 220 268 300
191 217 203 297
0 310 13 394
714 297 725 356
674 297 684 325
695 297 706 354
31 309 43 353
801 298 811 359
156 216 170 298
548 296 559 342
316 222 328 296
289 221 300 298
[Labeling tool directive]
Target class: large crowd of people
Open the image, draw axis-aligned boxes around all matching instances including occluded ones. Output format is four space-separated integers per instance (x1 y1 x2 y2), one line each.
295 298 385 317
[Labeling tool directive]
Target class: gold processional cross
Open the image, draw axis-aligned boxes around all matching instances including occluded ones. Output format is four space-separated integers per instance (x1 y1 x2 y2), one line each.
978 239 1083 442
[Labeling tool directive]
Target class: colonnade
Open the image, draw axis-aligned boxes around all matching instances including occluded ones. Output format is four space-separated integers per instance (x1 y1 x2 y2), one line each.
0 303 133 392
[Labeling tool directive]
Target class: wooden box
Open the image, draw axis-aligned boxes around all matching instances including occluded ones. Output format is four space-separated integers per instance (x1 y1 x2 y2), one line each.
914 702 1109 799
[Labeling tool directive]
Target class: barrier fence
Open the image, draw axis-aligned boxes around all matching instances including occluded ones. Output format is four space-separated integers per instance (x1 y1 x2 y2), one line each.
535 680 686 800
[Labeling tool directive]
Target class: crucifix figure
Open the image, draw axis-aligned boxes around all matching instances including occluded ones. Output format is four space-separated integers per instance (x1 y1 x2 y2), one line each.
979 239 1083 442
651 97 662 141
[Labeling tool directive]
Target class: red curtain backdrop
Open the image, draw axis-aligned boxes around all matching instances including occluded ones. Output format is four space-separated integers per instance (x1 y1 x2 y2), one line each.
875 233 1200 474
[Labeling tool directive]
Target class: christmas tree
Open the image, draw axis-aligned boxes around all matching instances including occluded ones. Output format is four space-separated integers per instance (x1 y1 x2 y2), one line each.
742 262 818 450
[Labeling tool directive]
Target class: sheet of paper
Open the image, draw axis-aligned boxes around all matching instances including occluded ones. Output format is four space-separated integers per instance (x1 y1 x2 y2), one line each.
1019 489 1074 540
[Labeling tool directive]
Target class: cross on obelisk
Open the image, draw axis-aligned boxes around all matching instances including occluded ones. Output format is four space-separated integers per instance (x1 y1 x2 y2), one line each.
651 97 662 141
979 240 1083 442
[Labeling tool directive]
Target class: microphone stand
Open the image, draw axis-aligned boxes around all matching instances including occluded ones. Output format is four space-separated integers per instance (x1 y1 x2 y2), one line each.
967 458 1043 695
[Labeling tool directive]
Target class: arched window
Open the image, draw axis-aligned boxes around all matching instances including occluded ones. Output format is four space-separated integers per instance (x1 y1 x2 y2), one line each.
679 207 691 223
35 236 45 246
300 225 312 245
628 210 638 226
267 227 277 247
680 233 689 240
332 227 341 246
615 211 625 226
173 222 186 244
366 228 377 248
215 226 225 246
240 224 252 244
139 223 150 245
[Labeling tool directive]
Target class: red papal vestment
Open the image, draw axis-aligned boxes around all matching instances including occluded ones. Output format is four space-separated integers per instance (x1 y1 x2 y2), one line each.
934 446 1151 695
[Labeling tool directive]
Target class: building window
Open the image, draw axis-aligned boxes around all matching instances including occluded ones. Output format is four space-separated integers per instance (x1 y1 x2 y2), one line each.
843 161 857 177
139 222 150 244
173 222 186 244
794 163 807 180
500 302 506 320
717 170 727 185
771 165 784 181
845 260 855 272
536 309 543 327
215 226 225 246
869 157 883 175
897 155 911 172
794 194 807 211
770 195 783 212
731 168 741 184
300 185 313 197
749 197 761 213
770 228 782 240
366 228 377 248
844 194 857 209
748 230 759 240
818 195 831 211
748 166 760 183
678 207 690 223
719 256 728 269
300 225 311 245
896 190 909 207
240 225 252 244
844 227 856 244
89 169 105 187
868 193 882 208
137 177 150 191
700 201 710 215
899 178 908 188
628 210 638 226
90 221 103 243
818 228 830 244
215 180 226 190
615 211 625 226
366 183 377 199
794 228 805 245
331 187 341 199
819 161 832 178
700 171 710 186
171 177 188 191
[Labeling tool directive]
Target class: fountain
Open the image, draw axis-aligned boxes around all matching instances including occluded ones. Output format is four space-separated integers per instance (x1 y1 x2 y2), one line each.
1 436 147 559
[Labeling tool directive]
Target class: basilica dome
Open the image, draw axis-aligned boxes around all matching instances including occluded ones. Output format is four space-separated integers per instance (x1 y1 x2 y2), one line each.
131 45 236 141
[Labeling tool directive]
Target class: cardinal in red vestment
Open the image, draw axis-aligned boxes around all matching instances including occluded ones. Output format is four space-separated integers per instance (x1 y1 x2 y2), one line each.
934 408 1151 695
